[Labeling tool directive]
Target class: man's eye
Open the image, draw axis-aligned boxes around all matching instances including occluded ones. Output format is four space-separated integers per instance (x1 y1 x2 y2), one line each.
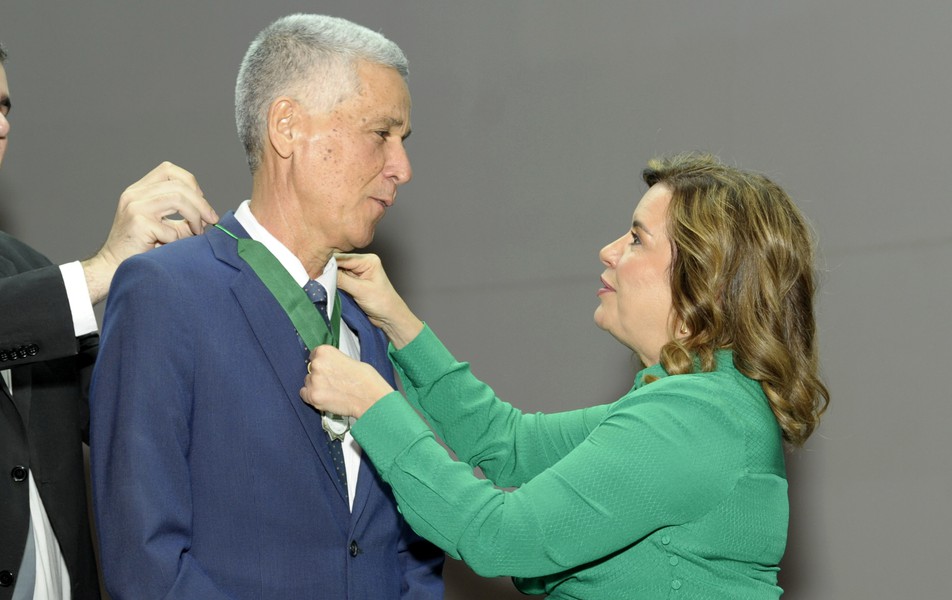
630 232 641 245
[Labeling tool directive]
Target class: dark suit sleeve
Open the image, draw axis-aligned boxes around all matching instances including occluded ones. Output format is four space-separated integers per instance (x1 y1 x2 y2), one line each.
398 519 446 599
0 233 80 366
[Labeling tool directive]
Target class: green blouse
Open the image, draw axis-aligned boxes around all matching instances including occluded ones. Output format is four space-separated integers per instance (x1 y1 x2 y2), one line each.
352 325 788 599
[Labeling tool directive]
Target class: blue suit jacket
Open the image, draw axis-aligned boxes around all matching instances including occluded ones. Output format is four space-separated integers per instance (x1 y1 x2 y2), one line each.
89 213 443 599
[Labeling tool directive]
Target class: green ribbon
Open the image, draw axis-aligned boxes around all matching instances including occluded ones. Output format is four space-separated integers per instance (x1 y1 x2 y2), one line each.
215 224 341 351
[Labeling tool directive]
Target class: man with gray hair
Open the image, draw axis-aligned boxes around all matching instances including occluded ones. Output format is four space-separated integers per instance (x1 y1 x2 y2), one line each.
0 42 217 599
89 15 444 599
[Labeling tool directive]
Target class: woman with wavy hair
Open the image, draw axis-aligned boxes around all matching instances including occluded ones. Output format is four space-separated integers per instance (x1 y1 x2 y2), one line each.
301 153 829 599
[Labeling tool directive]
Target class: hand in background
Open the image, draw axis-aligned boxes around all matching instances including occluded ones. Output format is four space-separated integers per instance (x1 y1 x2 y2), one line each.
336 253 423 349
82 161 218 304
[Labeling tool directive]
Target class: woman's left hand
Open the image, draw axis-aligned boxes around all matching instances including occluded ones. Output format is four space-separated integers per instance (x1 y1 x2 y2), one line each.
300 345 395 418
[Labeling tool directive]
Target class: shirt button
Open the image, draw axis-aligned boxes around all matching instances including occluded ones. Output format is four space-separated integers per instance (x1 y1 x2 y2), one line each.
669 556 679 566
671 580 682 590
661 535 671 545
349 540 360 557
10 466 27 482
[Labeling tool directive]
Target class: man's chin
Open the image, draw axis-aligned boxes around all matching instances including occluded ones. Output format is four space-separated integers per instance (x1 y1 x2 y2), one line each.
353 226 378 250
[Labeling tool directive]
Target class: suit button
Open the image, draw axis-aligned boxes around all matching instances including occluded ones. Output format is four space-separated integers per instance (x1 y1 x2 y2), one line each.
0 350 8 362
349 540 359 557
0 570 14 587
10 466 27 482
26 344 39 357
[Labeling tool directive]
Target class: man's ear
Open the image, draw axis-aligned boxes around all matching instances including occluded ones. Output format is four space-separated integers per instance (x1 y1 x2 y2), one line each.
267 97 296 159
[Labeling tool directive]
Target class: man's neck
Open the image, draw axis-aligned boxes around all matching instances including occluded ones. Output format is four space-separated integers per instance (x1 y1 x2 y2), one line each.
248 193 332 279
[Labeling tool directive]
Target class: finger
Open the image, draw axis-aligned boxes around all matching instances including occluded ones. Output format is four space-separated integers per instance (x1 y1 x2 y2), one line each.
299 383 321 409
123 168 218 224
136 161 203 192
150 220 191 246
144 179 216 224
125 182 218 231
165 198 217 235
335 270 366 295
120 163 195 206
315 343 344 356
334 252 368 266
334 253 378 274
116 217 181 250
160 217 212 241
152 206 208 237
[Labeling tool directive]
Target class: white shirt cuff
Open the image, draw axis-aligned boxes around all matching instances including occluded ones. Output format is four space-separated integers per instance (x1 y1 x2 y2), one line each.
59 262 98 337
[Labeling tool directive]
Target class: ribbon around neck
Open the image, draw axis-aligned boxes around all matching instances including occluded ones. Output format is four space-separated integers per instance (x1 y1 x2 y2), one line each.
215 224 341 350
215 224 351 439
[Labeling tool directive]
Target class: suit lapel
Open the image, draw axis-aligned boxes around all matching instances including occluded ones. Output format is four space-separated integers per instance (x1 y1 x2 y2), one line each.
209 215 349 508
340 294 397 523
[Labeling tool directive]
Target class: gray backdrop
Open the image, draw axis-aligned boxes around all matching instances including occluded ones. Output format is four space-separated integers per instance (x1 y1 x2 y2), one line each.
3 1 950 598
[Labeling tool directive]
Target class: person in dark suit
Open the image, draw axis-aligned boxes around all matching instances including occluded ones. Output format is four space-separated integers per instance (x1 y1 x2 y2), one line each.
89 15 444 599
0 42 218 600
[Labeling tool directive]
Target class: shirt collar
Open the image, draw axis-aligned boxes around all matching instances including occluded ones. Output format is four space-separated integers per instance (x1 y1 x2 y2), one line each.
233 200 338 296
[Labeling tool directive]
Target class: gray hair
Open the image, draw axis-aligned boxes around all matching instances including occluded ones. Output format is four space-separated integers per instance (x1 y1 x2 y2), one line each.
235 14 408 174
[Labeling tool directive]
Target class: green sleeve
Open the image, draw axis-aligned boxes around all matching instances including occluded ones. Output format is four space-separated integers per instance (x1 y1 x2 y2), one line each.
351 378 744 578
388 325 609 487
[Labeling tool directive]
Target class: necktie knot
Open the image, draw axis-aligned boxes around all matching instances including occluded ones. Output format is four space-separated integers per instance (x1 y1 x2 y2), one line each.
303 279 330 322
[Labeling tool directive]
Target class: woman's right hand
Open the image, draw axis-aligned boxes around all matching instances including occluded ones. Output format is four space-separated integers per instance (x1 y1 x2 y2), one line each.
335 253 424 349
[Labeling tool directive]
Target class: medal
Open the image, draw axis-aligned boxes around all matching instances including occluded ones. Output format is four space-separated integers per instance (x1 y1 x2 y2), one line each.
322 413 351 441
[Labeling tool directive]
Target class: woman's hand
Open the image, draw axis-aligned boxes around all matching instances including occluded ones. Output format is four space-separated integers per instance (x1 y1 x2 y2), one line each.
336 253 423 349
300 345 394 419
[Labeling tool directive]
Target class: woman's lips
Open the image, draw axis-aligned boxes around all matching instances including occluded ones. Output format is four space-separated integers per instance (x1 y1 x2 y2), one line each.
598 276 615 296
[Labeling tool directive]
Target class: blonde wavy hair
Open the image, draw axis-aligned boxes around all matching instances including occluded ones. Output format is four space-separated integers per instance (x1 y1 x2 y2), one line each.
644 153 829 446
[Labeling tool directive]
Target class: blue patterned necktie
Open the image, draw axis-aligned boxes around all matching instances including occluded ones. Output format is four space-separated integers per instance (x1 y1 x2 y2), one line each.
303 279 331 326
303 280 348 498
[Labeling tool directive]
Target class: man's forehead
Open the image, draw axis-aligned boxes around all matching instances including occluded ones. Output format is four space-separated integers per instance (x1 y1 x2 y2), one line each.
351 71 410 125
